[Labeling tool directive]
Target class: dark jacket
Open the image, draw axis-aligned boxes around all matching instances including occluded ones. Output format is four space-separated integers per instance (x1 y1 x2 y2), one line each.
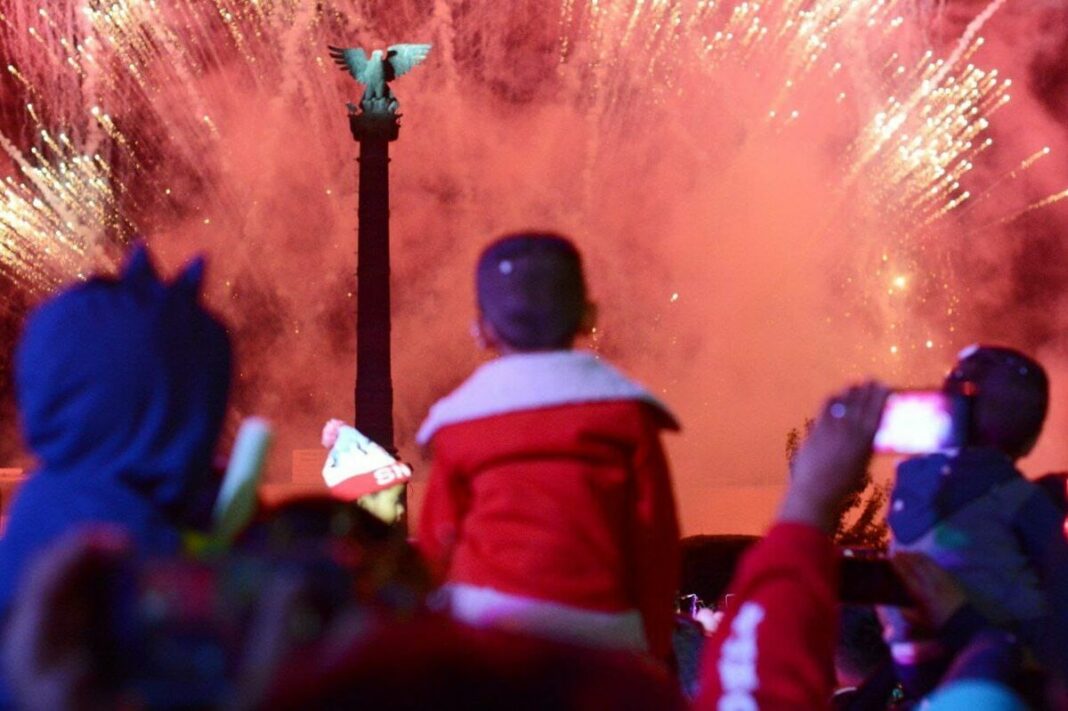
889 449 1053 625
0 248 231 617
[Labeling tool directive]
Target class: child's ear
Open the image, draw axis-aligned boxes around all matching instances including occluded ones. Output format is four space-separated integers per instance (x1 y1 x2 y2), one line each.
579 301 598 336
473 316 508 352
471 317 491 350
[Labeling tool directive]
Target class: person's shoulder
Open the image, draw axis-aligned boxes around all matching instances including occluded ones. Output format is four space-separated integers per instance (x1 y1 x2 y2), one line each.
534 397 677 434
615 398 679 432
896 452 950 476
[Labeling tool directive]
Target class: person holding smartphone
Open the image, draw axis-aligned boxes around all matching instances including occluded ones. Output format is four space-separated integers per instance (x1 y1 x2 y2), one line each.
885 346 1066 659
695 381 890 709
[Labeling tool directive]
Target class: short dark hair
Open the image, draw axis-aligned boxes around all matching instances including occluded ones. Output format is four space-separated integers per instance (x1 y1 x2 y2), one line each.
476 232 587 350
944 345 1049 458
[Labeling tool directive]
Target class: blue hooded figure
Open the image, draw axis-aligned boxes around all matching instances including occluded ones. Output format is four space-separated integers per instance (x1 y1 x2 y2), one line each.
0 245 231 618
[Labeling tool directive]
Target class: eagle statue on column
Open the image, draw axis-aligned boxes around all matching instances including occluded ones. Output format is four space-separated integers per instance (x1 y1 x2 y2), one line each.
327 44 432 106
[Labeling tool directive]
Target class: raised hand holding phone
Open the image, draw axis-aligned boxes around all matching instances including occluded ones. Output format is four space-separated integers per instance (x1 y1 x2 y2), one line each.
781 382 890 531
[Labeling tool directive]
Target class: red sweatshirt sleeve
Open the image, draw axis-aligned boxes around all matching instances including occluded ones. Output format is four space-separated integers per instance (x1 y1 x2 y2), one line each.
694 522 838 711
630 418 682 661
416 442 466 583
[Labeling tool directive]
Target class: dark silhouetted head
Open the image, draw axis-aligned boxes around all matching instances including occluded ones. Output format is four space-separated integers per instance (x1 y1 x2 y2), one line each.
476 232 588 351
944 345 1049 459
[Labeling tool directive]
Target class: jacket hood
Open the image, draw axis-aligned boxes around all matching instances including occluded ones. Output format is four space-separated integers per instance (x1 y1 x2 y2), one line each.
14 246 231 525
417 350 678 446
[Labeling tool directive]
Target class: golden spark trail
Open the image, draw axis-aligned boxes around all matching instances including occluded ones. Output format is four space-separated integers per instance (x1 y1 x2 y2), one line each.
1001 188 1068 225
0 0 1062 332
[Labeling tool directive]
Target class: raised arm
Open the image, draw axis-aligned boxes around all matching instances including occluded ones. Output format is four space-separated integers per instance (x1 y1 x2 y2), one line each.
695 382 889 710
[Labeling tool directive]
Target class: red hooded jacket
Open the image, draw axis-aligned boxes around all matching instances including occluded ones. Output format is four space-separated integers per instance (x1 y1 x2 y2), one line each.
416 350 681 659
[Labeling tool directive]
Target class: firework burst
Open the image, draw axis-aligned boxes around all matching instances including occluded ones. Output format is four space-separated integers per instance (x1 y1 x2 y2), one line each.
0 0 1063 375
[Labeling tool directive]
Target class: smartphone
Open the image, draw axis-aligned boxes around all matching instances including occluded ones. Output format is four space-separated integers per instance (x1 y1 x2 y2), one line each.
873 390 967 455
838 556 914 606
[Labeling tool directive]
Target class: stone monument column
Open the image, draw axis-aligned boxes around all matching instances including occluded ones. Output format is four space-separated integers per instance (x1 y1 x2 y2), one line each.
348 104 400 454
328 43 430 528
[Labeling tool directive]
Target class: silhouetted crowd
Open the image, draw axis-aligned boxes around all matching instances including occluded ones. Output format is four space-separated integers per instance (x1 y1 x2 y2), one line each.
0 234 1065 709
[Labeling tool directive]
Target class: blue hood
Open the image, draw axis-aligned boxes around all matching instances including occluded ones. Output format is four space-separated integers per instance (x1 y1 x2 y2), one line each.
0 247 231 616
889 448 1020 545
13 247 231 516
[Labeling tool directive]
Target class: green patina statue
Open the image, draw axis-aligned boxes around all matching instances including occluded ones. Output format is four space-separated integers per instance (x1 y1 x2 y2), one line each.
328 43 432 114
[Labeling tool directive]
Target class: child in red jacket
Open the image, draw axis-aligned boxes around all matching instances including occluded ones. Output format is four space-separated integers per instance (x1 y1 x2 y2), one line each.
416 232 681 660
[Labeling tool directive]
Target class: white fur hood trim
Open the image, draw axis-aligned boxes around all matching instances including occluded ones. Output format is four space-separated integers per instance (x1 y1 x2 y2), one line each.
416 350 678 446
